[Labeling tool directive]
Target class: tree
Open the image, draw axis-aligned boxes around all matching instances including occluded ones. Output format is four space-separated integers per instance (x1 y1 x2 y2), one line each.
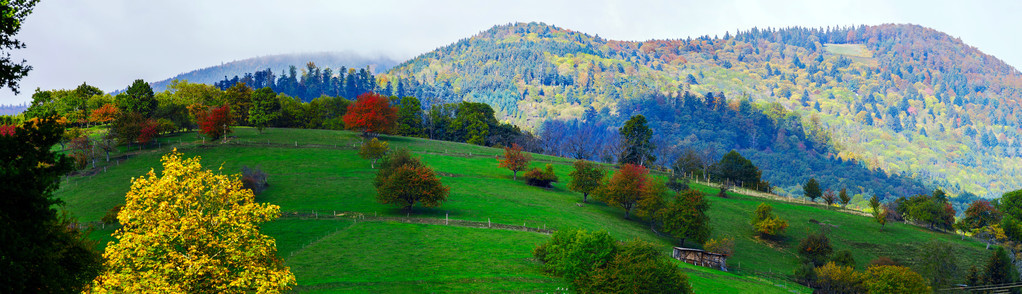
710 150 766 190
358 138 389 169
839 188 851 208
751 203 788 238
814 262 864 294
999 189 1022 242
0 0 39 94
581 239 693 294
1 116 103 293
822 189 837 206
196 104 233 140
568 160 605 203
832 250 855 267
959 200 1001 231
982 247 1018 287
87 151 294 293
671 149 704 178
224 82 253 125
533 228 618 288
89 103 119 124
862 265 930 294
343 92 397 138
499 143 531 180
523 164 558 188
395 96 424 137
870 195 887 231
248 87 280 133
618 115 655 166
704 236 735 257
658 190 711 246
120 79 157 117
374 149 448 212
803 178 822 202
798 231 833 267
599 163 650 219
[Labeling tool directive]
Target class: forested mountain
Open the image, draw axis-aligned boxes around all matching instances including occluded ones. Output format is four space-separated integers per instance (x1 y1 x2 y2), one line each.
381 22 1022 199
146 52 398 93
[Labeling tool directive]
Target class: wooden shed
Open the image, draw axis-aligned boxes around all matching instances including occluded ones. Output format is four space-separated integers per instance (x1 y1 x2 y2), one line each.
672 247 727 271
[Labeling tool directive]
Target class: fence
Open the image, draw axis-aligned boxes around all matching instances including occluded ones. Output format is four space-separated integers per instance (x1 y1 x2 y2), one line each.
278 210 554 235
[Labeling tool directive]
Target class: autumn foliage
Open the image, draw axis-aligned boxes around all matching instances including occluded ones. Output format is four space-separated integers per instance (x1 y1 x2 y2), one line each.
89 103 119 124
374 149 449 212
598 163 649 219
751 203 788 238
499 143 531 180
196 104 233 140
343 92 397 138
87 150 294 293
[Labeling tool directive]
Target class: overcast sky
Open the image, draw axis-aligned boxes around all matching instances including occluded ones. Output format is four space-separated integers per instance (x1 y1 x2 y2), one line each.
2 0 1019 104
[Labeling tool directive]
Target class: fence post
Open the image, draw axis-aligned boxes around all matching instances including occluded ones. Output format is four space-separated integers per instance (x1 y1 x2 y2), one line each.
445 213 448 225
488 218 491 228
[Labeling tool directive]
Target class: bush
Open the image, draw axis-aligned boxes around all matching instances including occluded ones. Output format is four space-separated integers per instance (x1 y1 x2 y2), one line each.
869 256 899 267
704 236 735 257
524 164 558 188
751 203 787 238
534 228 617 288
863 265 931 294
240 166 269 194
798 231 833 267
581 239 693 294
815 262 864 294
832 250 855 267
101 205 123 226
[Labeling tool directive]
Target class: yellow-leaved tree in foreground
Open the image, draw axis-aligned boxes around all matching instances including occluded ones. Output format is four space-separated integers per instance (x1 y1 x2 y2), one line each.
87 150 295 293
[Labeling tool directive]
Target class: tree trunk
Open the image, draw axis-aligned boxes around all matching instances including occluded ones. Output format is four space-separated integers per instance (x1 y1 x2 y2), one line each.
371 159 376 169
105 150 110 162
513 170 517 180
583 192 588 203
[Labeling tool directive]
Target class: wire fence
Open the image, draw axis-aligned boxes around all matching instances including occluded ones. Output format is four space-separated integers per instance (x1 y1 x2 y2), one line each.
278 210 554 235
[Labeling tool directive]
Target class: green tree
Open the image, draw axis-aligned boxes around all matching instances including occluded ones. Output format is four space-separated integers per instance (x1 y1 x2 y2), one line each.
618 114 655 166
358 138 389 169
374 149 448 212
658 190 711 246
224 82 253 125
710 150 762 189
0 0 39 94
581 239 693 294
803 178 822 202
832 250 855 267
120 79 157 117
568 160 605 203
999 189 1022 242
751 203 788 238
0 116 103 293
248 87 280 133
798 231 833 267
839 188 851 208
395 96 424 137
869 195 886 230
982 247 1018 287
534 228 617 289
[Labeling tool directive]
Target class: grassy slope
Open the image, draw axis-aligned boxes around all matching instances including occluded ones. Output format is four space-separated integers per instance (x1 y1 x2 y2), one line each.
57 127 988 292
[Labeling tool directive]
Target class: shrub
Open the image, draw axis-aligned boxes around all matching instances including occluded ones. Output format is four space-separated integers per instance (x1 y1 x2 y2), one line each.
581 239 693 294
240 166 269 195
524 164 558 188
751 203 787 238
798 231 833 267
534 228 617 287
704 236 735 257
815 262 864 294
832 250 855 267
862 265 931 294
869 256 899 267
101 205 123 226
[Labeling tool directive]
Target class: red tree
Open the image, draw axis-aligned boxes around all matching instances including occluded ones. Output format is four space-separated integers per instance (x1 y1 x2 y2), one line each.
343 92 397 138
137 119 158 144
598 163 650 219
197 104 233 140
499 143 531 180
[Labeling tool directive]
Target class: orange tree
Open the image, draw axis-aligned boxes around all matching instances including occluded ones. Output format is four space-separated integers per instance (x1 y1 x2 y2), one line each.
89 103 119 124
342 92 396 138
374 149 449 213
87 150 294 293
598 163 650 219
498 143 530 180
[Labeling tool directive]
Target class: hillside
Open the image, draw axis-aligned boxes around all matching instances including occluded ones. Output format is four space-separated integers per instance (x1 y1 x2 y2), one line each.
144 52 399 93
381 22 1022 199
54 127 989 292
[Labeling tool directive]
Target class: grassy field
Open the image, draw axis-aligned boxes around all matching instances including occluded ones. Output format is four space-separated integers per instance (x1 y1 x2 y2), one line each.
56 127 990 293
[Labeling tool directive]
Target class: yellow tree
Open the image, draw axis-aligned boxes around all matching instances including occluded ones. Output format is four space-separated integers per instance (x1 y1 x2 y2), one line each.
359 138 389 168
88 150 295 293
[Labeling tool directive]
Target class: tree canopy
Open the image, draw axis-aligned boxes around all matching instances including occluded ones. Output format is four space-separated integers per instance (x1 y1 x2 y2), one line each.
618 115 655 166
568 160 605 203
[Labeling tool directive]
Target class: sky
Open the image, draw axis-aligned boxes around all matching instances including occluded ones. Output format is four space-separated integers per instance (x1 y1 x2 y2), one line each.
2 0 1020 104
